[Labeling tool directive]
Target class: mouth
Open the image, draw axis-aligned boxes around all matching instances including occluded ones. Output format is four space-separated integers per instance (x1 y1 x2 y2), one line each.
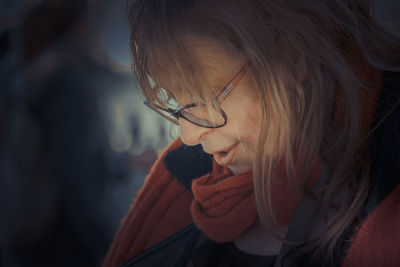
210 142 239 167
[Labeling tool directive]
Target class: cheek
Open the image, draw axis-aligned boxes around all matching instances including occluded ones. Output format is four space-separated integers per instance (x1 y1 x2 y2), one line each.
227 106 260 174
242 109 261 154
226 99 261 145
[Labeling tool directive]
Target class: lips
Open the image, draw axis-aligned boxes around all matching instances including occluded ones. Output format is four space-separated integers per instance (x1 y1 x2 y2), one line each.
211 142 239 167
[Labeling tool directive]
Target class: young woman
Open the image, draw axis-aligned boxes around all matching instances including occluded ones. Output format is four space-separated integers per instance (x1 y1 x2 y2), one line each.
103 0 400 266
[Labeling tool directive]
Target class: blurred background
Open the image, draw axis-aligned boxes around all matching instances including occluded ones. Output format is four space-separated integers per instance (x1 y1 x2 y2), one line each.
0 0 398 266
0 0 176 266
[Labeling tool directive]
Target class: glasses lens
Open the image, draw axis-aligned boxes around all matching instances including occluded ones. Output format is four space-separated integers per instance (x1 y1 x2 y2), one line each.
146 87 226 128
181 105 226 127
153 107 180 124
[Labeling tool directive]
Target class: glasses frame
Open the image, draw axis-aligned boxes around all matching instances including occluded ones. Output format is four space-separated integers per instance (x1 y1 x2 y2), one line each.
144 63 248 128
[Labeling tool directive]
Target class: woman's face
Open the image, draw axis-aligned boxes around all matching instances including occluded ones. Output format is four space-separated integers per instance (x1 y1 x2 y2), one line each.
158 38 261 174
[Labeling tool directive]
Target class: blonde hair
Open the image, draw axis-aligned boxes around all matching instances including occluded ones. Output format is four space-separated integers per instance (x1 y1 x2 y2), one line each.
129 0 400 264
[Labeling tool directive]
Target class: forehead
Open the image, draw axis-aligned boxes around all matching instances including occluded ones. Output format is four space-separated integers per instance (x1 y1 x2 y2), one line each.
156 36 246 95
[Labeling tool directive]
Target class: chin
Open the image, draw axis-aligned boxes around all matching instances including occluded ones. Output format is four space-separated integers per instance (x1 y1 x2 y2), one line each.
228 164 252 175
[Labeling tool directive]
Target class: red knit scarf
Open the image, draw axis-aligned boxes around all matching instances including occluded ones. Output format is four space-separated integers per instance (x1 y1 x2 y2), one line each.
191 164 258 242
191 157 320 242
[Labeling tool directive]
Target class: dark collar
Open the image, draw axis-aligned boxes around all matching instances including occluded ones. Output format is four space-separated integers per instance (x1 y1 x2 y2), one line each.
163 144 213 191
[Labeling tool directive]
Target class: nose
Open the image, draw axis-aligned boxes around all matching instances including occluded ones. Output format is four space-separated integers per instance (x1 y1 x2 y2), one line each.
179 118 212 146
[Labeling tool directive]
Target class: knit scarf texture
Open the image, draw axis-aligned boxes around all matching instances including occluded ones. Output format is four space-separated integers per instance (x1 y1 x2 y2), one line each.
191 155 321 243
102 48 400 267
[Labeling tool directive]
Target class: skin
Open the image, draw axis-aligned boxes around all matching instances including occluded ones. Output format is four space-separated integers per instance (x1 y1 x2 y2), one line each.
159 37 262 175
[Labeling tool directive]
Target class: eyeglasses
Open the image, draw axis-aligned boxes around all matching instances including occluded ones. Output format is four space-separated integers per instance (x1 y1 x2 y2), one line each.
144 64 248 128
